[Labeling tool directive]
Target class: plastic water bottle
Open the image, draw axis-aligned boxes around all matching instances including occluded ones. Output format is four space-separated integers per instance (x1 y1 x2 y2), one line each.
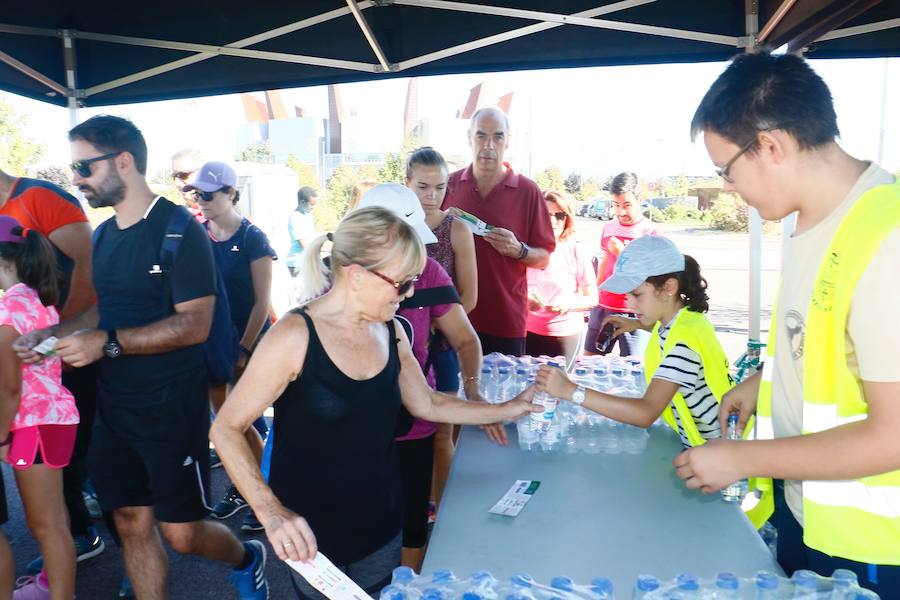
504 574 537 600
592 366 609 392
541 412 562 453
514 367 530 397
675 573 700 598
713 572 739 599
530 384 559 433
721 414 748 502
549 576 575 599
496 367 513 401
391 567 417 587
428 569 459 597
620 424 649 454
759 522 777 557
753 571 780 599
480 367 496 402
830 569 859 599
632 574 660 599
581 414 602 454
588 577 614 600
791 570 820 598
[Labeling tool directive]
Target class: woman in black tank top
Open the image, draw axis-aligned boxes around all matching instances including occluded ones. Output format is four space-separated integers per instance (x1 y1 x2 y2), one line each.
210 206 535 597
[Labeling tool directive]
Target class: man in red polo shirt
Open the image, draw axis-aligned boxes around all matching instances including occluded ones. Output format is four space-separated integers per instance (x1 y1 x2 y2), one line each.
443 107 555 356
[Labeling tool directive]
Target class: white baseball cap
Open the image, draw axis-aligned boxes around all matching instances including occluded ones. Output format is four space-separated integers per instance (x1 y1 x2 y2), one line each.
600 235 685 294
357 183 438 245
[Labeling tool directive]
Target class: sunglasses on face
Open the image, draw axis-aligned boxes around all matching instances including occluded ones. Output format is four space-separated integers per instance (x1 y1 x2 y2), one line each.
369 269 419 295
192 188 227 202
69 152 121 178
173 170 195 182
551 211 568 222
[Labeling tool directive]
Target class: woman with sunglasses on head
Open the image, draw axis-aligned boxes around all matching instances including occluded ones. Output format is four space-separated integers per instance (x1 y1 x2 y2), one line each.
183 161 276 532
210 206 536 599
525 190 598 366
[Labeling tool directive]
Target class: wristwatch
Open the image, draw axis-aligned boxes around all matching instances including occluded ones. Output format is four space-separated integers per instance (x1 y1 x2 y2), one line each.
103 330 123 359
571 384 586 405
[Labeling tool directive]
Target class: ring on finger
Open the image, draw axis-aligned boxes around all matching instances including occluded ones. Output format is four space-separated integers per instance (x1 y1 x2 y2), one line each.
284 542 294 548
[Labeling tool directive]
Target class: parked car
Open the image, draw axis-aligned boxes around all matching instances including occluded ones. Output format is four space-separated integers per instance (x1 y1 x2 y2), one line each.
588 197 614 220
576 201 592 217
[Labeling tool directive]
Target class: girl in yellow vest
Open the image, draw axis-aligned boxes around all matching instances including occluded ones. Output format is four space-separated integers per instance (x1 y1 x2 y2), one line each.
673 52 900 597
535 235 733 449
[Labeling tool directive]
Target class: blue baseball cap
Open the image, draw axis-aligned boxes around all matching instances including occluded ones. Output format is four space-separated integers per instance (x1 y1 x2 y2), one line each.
600 235 685 294
183 161 237 192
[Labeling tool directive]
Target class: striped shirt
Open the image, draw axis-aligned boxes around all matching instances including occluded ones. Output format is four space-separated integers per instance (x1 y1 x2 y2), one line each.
652 311 721 447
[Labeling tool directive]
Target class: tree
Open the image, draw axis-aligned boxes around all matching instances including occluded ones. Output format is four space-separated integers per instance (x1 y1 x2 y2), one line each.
34 165 73 192
286 154 319 190
314 163 380 232
0 96 44 174
564 172 582 196
579 177 603 202
377 153 404 184
534 165 564 193
235 140 274 164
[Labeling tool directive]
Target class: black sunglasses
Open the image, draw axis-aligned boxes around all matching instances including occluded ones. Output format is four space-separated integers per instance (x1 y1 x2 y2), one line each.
69 152 121 178
369 269 419 295
173 170 196 182
551 211 568 222
192 188 228 202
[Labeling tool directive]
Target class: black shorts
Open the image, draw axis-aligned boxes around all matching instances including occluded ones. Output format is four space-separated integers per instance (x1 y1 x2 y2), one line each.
89 369 211 523
396 434 435 548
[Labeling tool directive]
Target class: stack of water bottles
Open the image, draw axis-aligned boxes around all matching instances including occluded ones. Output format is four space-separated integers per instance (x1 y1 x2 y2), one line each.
381 569 881 600
471 353 650 455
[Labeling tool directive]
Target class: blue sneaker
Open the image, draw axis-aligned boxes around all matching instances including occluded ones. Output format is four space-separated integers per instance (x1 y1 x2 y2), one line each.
228 540 268 599
118 574 135 599
26 526 105 574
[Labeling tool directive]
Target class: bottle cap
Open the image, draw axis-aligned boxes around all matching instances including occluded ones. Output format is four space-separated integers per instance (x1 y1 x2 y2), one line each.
635 575 660 592
755 571 779 590
715 572 738 590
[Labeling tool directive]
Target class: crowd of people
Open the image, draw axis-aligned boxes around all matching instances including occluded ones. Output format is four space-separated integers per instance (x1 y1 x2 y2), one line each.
0 50 896 600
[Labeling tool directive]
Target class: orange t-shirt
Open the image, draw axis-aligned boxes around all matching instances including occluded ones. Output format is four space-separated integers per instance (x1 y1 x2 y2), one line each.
0 178 87 235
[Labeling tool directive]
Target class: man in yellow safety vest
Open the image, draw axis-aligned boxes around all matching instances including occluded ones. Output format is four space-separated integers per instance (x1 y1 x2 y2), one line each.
673 52 900 597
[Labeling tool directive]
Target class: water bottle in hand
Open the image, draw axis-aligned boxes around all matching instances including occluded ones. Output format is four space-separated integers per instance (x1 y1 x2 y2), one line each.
721 413 748 503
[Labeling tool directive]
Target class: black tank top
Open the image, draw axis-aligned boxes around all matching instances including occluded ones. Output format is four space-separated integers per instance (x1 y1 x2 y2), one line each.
268 308 404 565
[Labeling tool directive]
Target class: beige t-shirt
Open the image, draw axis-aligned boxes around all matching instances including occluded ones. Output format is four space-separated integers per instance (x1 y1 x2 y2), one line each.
771 163 900 526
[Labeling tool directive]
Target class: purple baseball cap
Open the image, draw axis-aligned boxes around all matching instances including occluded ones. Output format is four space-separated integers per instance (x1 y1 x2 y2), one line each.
183 161 237 192
0 215 26 244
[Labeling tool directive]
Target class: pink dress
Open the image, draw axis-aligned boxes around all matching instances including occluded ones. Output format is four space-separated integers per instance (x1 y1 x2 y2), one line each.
0 283 78 430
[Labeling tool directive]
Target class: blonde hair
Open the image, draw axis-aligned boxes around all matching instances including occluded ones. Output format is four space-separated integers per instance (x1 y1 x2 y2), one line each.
297 206 427 304
348 180 378 211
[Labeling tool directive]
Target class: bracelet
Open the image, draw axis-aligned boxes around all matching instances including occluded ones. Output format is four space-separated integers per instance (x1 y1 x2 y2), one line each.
239 344 253 357
463 376 480 386
517 241 529 260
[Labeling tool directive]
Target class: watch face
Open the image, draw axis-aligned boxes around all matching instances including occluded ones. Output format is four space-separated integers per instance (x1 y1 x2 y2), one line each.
104 341 122 358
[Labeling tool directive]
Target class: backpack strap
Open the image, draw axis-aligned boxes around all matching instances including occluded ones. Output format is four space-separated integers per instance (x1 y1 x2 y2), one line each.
159 206 193 268
399 285 460 310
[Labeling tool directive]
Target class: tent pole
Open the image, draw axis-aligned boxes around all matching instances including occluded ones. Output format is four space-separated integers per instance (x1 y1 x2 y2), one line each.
745 1 763 356
63 29 79 127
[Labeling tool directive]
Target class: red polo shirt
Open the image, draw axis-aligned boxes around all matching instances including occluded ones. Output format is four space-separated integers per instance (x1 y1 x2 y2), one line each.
444 164 555 338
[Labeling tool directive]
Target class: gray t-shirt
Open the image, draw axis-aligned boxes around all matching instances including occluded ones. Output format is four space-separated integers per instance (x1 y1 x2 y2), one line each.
771 162 899 525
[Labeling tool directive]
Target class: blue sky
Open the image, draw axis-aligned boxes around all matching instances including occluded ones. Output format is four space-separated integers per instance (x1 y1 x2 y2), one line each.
3 57 897 180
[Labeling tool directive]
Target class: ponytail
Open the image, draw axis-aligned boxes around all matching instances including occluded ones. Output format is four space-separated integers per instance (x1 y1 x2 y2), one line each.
0 227 59 307
295 234 331 305
645 254 709 313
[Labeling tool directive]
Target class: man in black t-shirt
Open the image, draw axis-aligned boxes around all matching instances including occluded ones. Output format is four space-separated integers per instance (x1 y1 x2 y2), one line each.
14 116 268 600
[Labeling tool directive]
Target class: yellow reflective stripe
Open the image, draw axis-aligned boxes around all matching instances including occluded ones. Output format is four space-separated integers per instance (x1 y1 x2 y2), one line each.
801 403 867 433
804 480 900 519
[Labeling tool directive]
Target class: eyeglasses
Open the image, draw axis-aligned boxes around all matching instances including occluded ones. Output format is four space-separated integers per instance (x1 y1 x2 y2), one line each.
716 132 767 183
369 269 419 295
69 152 121 178
173 170 196 182
550 211 568 222
192 188 227 202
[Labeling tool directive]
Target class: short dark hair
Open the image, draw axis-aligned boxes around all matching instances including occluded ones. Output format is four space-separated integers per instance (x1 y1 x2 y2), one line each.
691 52 839 150
406 146 448 180
645 255 709 313
297 186 317 209
610 172 639 196
69 115 148 175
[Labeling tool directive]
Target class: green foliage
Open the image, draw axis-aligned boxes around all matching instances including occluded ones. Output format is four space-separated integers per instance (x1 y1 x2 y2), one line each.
34 165 73 192
0 96 44 174
709 194 749 232
286 154 319 190
662 203 689 222
315 163 380 232
377 153 404 184
578 177 603 202
534 165 564 193
648 207 665 222
564 172 582 196
235 140 274 163
147 167 182 204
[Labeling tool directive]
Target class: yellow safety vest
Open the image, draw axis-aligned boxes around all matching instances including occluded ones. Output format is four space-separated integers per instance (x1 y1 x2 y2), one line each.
644 309 734 448
755 181 900 565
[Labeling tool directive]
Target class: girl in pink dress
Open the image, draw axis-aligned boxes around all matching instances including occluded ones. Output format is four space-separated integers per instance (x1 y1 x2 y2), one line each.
0 215 78 600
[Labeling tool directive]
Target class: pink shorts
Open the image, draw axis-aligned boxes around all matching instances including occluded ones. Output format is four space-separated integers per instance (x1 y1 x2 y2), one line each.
8 424 77 470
